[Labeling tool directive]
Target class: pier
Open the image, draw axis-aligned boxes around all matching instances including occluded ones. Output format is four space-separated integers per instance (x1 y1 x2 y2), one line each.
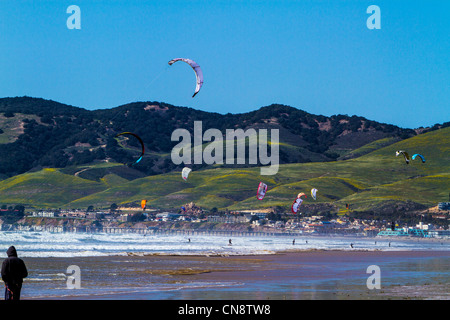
146 229 301 237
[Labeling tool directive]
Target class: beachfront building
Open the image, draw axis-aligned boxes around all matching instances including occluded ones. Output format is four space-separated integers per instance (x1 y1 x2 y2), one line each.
207 215 249 223
119 213 130 222
100 212 116 222
304 222 322 233
60 209 86 218
250 212 267 220
177 215 191 221
377 229 409 237
377 226 440 238
415 222 432 230
31 211 57 218
86 212 105 220
155 212 180 221
363 227 379 237
427 229 450 239
264 220 285 229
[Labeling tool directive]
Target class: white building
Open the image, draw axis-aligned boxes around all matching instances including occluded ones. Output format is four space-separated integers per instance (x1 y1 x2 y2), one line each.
32 211 56 218
155 212 180 221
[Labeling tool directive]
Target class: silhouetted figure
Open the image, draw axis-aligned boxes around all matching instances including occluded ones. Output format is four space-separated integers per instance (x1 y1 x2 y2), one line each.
1 246 28 300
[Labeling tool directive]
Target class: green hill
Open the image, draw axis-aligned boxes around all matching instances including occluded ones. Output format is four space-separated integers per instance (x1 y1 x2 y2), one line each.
82 126 448 212
0 96 421 178
0 168 106 207
0 120 448 218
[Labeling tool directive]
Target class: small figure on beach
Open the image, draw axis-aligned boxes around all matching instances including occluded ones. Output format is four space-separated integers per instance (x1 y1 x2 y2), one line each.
305 240 308 244
389 242 391 247
292 239 295 245
350 243 354 248
1 246 28 300
228 239 232 246
188 238 191 243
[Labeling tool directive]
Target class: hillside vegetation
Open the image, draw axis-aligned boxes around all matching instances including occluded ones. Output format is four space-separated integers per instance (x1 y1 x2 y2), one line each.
0 96 427 179
0 124 447 218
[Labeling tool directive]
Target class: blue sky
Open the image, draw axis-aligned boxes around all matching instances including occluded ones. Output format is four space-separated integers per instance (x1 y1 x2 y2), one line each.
0 0 449 128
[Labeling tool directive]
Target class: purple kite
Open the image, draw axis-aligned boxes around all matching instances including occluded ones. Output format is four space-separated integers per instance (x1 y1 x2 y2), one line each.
168 58 204 97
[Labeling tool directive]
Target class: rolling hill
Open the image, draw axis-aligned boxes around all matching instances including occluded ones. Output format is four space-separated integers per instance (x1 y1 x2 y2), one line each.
0 96 422 179
0 125 447 220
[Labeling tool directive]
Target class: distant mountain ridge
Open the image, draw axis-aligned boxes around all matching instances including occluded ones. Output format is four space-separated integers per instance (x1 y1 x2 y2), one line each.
0 97 448 224
0 96 447 180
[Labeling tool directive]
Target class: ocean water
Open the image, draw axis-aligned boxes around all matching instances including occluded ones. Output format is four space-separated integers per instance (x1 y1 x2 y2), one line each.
0 231 447 299
0 230 447 258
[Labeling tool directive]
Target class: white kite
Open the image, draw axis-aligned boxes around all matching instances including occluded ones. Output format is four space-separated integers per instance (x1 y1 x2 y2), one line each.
311 188 318 200
168 58 204 97
182 167 192 180
256 182 268 200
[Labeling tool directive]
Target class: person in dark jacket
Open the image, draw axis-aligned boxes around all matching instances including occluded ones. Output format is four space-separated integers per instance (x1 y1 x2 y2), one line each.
1 246 28 300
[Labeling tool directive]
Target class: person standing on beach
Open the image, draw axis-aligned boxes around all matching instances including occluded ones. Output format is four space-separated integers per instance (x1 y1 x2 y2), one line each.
1 246 28 300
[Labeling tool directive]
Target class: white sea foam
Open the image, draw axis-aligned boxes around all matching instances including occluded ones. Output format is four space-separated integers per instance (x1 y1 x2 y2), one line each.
0 231 447 258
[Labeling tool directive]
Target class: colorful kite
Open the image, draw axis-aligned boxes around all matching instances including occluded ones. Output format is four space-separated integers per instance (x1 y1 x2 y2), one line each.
182 167 192 180
116 132 145 166
256 182 268 200
412 154 425 163
395 150 410 164
297 192 307 199
168 58 204 97
291 198 303 214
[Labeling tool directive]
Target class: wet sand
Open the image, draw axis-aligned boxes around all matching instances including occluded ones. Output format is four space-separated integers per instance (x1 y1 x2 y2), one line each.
21 249 450 300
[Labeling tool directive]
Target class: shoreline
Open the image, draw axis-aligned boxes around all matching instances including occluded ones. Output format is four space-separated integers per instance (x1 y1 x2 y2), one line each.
7 230 450 259
22 249 450 300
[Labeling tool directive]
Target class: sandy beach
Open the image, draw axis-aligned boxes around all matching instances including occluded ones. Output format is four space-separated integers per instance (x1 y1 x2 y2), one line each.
20 249 449 300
